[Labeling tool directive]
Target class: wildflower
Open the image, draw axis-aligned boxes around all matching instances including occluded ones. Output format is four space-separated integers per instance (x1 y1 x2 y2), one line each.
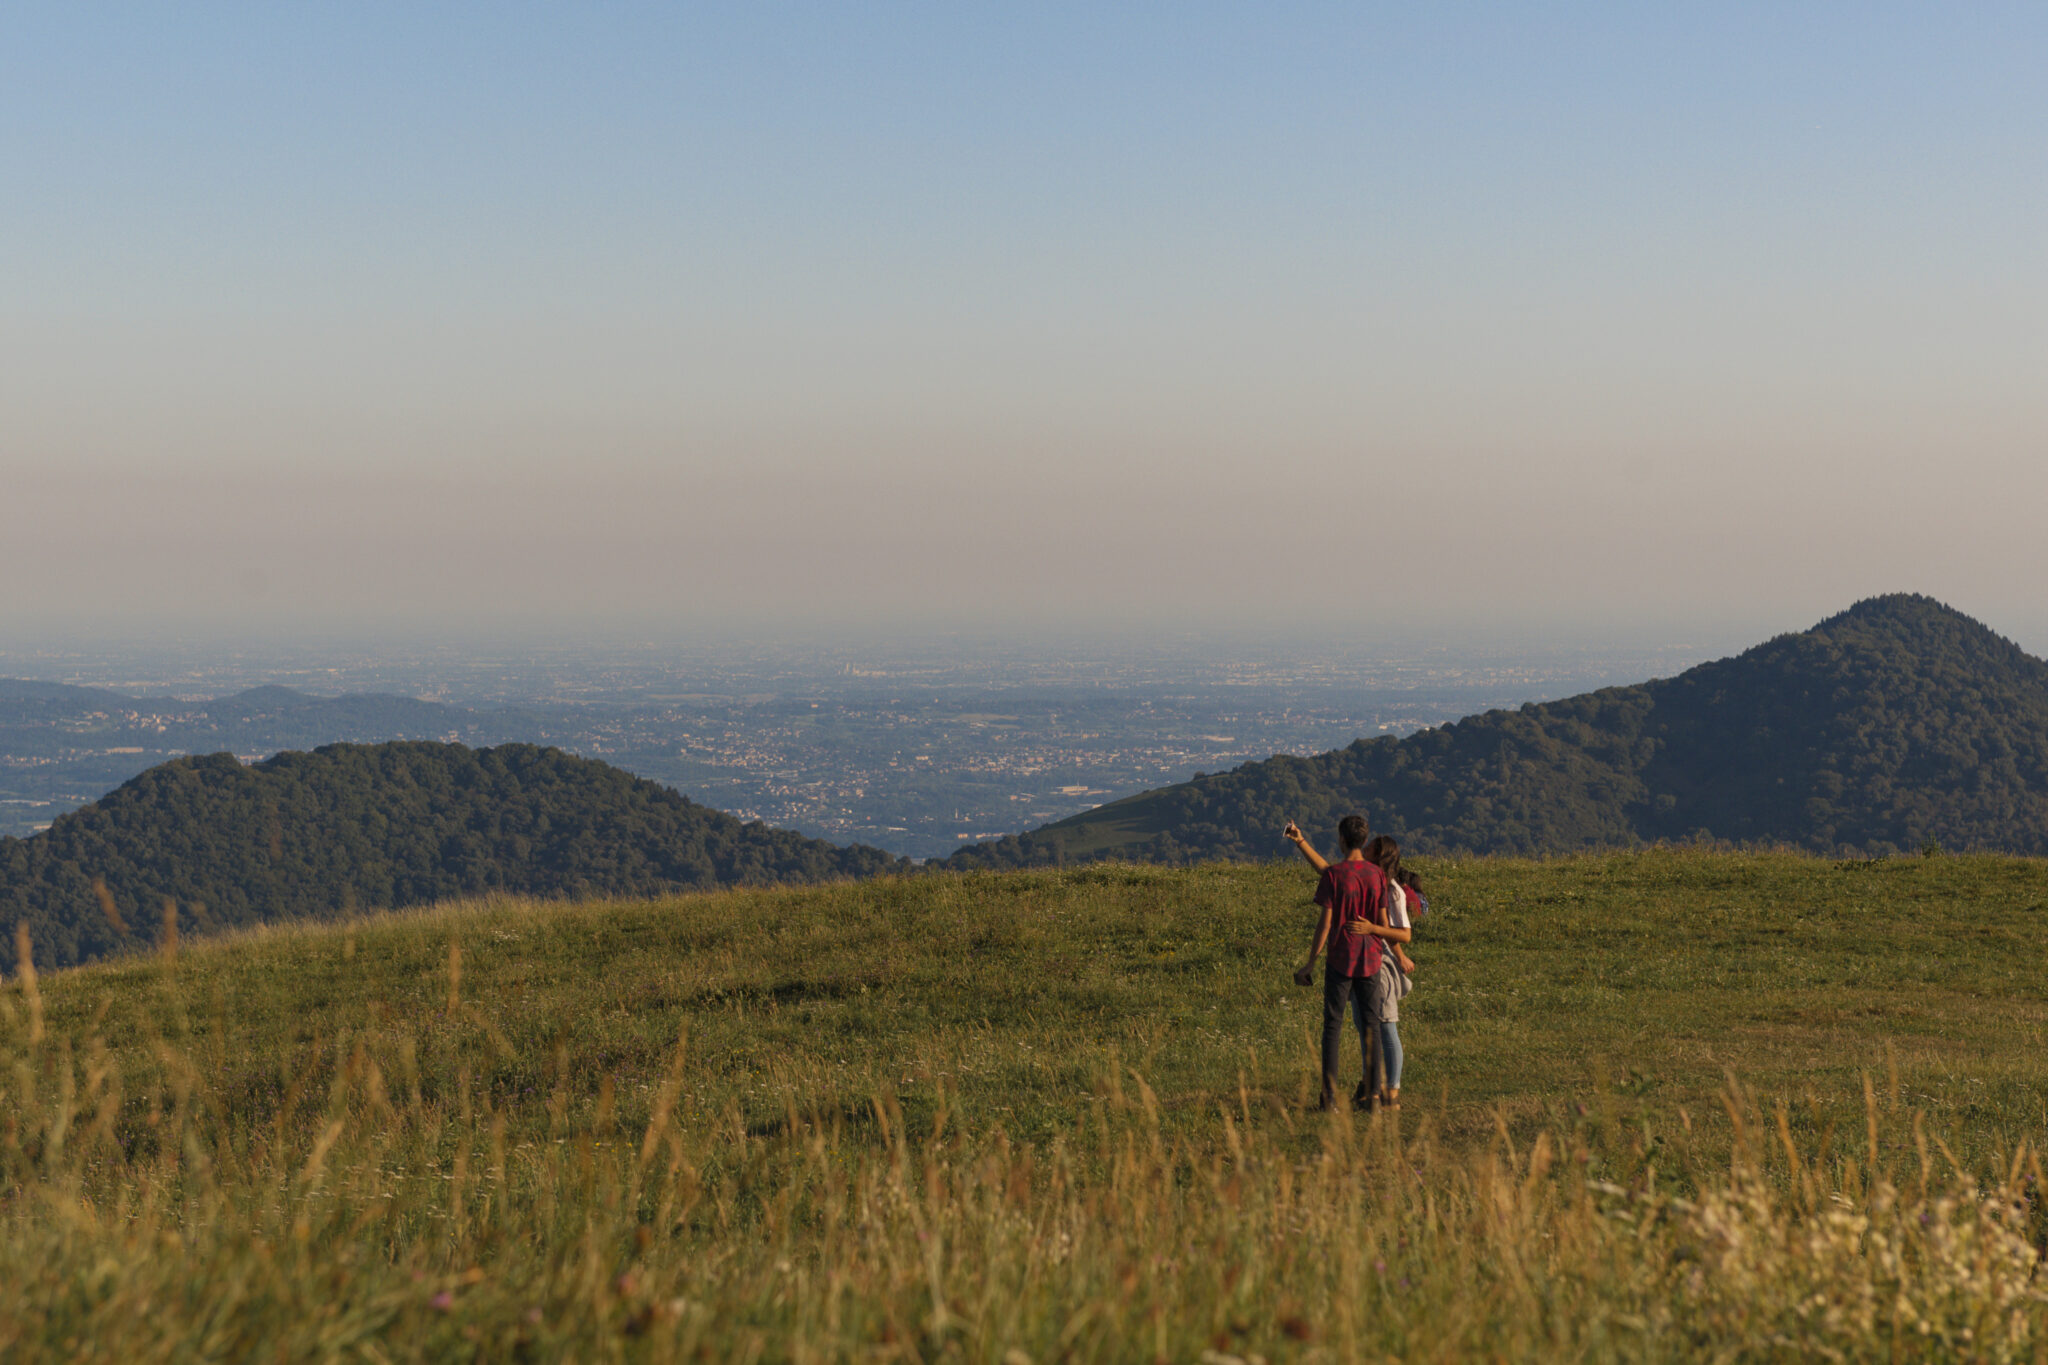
429 1291 454 1312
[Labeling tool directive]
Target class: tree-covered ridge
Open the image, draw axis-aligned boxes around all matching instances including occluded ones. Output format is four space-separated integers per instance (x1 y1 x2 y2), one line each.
0 741 907 970
948 595 2048 867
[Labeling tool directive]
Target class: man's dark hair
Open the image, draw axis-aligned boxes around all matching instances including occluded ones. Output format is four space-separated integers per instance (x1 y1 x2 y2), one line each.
1337 813 1371 850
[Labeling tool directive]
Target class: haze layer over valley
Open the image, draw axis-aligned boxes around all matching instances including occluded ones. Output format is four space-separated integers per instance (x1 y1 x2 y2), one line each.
0 634 1709 855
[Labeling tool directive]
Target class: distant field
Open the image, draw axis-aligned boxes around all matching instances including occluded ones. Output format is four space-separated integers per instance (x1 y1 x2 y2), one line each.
6 851 2046 1359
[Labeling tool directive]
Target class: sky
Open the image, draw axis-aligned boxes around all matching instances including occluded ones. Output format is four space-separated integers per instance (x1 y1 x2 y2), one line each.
4 3 2045 652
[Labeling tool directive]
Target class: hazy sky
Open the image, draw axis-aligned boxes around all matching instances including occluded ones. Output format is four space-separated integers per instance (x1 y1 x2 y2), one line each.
4 4 2045 648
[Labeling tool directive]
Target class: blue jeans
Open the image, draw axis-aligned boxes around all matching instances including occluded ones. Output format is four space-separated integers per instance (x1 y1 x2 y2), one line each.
1375 1020 1403 1091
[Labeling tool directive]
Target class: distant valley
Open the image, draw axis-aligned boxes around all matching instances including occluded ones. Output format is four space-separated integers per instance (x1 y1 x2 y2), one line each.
0 654 1627 854
7 595 2041 969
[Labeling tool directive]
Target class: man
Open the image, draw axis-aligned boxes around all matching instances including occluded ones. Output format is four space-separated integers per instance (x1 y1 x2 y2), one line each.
1285 813 1400 1110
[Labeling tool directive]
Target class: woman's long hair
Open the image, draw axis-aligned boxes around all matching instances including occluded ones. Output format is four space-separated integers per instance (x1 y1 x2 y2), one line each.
1365 834 1402 885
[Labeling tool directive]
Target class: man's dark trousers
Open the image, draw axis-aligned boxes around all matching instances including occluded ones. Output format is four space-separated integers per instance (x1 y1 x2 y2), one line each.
1322 968 1386 1108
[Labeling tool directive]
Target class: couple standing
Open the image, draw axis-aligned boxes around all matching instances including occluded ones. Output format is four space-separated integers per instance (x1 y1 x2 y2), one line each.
1282 814 1418 1111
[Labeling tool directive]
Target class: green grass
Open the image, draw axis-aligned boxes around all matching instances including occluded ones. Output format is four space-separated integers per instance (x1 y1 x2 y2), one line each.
5 849 2047 1359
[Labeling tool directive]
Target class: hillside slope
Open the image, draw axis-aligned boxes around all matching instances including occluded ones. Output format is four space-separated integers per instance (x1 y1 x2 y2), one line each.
0 740 906 970
8 853 2047 1359
949 595 2048 865
22 849 2048 1158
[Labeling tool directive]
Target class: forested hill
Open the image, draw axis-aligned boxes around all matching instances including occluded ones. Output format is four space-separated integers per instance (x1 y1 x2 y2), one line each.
948 595 2048 868
1 742 907 971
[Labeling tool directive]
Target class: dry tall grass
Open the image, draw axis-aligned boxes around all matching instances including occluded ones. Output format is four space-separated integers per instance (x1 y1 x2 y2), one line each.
3 914 2043 1362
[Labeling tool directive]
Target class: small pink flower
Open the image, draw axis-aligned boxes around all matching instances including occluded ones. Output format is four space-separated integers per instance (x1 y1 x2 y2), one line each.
430 1291 455 1312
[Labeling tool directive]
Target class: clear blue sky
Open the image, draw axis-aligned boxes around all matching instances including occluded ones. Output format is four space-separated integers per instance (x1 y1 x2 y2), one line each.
4 4 2044 647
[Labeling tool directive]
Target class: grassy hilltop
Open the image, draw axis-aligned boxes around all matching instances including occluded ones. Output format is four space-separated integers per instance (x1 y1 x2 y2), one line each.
6 851 2048 1359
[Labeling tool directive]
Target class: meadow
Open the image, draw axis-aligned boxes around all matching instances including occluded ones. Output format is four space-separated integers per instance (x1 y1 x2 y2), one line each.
3 849 2046 1360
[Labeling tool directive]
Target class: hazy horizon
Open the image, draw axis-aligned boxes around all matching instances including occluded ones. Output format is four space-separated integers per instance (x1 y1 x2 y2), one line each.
6 593 2047 716
5 6 2043 645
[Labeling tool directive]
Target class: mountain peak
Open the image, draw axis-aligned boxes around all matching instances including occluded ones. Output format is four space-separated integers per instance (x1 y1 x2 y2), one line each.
1797 594 2036 677
951 596 2048 867
1823 592 1977 630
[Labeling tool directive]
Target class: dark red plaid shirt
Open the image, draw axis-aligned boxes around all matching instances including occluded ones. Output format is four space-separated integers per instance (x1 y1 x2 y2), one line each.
1315 859 1388 978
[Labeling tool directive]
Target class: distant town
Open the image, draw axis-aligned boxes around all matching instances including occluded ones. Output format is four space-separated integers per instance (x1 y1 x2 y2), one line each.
0 636 1714 857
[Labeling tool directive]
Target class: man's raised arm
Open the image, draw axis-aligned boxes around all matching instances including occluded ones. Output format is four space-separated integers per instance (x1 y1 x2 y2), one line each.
1283 821 1330 873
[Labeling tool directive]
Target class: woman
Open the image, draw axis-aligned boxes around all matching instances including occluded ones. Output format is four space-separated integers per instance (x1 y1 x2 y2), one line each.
1361 835 1414 1109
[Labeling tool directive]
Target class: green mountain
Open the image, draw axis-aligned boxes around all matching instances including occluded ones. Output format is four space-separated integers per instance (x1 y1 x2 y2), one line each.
0 681 493 753
0 741 907 970
948 595 2048 867
0 678 144 713
181 684 484 741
